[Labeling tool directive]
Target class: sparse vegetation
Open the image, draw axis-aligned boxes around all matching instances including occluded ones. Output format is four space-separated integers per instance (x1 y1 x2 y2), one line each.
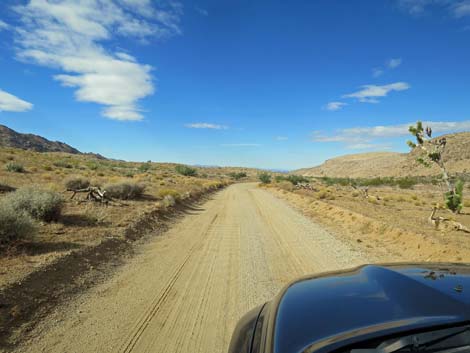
175 165 198 177
64 175 90 191
275 174 309 185
138 162 152 173
53 160 73 169
258 172 271 184
5 187 64 222
104 182 146 200
0 203 36 244
5 162 25 173
158 188 181 200
228 172 247 180
408 121 465 213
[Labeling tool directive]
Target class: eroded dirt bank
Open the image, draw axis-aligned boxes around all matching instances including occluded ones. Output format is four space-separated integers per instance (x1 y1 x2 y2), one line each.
15 183 372 353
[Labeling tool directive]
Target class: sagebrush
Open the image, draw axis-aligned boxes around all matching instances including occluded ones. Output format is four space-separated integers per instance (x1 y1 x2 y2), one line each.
64 176 90 190
175 165 197 176
0 203 36 244
5 162 25 173
104 182 146 200
5 187 64 222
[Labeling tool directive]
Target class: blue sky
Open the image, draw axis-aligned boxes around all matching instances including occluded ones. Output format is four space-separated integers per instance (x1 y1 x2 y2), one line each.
0 0 470 170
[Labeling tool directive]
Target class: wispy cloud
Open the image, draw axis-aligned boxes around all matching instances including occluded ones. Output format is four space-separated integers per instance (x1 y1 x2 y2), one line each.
0 20 9 31
313 120 470 149
325 101 348 111
372 58 402 77
221 143 261 147
387 58 402 69
275 136 288 141
343 82 410 103
12 0 182 121
397 0 470 17
185 122 228 129
372 68 384 78
453 0 470 17
195 6 209 16
0 89 33 112
346 143 392 150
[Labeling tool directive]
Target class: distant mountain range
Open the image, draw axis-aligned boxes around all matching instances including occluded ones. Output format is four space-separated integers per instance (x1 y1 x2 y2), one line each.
0 125 106 159
295 132 470 178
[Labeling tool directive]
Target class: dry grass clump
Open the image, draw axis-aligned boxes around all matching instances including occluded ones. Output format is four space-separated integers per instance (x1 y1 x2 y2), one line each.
5 162 25 173
0 203 36 244
277 181 294 192
104 182 146 200
158 188 181 200
4 187 64 222
317 188 336 200
64 175 90 190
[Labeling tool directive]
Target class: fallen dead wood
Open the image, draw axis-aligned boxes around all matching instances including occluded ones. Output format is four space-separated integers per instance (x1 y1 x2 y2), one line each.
67 187 109 205
428 207 470 233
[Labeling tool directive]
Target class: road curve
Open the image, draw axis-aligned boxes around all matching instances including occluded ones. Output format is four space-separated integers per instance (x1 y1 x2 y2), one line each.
18 183 369 353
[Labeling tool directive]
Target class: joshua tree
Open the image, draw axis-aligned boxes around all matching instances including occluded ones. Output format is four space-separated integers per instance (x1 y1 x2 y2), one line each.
407 121 464 214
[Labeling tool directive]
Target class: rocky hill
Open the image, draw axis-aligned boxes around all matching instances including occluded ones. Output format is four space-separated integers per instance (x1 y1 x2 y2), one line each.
296 132 470 178
0 125 105 158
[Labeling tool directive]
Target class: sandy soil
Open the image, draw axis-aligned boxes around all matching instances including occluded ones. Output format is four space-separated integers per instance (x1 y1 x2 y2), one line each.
14 183 372 353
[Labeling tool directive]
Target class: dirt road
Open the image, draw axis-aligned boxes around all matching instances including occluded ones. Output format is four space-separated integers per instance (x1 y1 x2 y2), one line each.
18 183 370 353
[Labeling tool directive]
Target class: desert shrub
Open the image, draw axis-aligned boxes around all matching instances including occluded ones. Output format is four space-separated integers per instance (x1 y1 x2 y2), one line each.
87 162 99 170
352 191 360 197
53 160 73 169
124 171 135 178
411 194 418 200
277 181 294 192
104 182 146 200
5 187 64 222
228 172 247 180
138 162 152 173
397 177 416 189
175 165 198 177
0 203 36 244
258 172 271 184
284 175 309 185
64 176 90 190
158 188 181 199
162 195 176 207
446 179 464 213
5 162 25 173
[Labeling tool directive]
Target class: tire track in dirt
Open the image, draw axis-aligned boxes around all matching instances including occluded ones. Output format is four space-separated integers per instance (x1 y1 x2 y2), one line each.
119 212 221 353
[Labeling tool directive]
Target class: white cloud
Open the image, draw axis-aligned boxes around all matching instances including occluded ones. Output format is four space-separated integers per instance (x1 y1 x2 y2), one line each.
346 143 392 150
275 136 288 141
13 0 182 121
453 0 470 17
398 0 470 17
0 89 33 112
0 20 9 31
397 0 431 15
221 143 261 147
325 101 347 111
312 120 470 149
343 82 410 103
387 58 402 69
185 123 228 129
372 68 384 78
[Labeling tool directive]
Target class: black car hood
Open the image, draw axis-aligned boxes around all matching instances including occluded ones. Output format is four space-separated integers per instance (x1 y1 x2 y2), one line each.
273 264 470 353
